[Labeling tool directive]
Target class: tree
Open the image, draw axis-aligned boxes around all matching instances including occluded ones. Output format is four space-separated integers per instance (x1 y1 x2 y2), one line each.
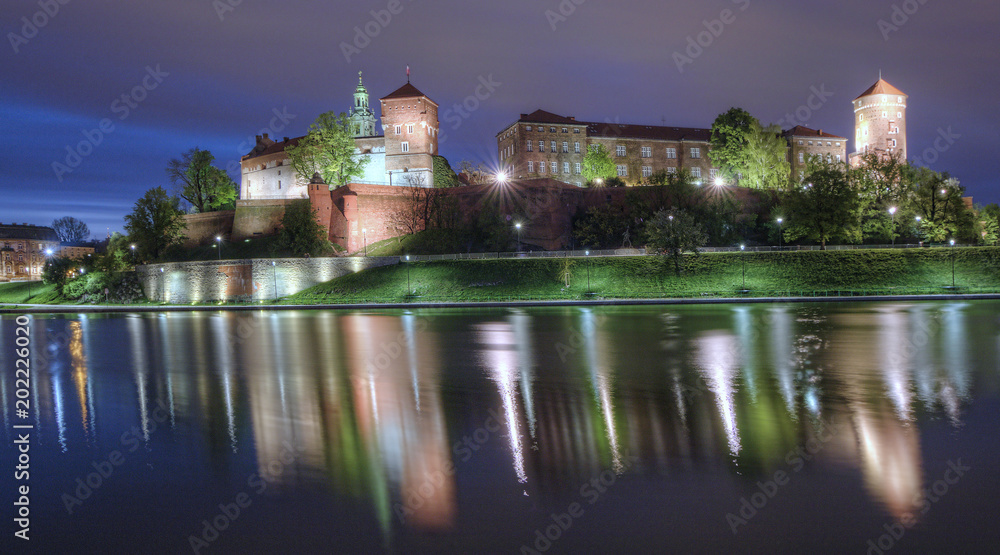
979 204 1000 246
286 112 368 190
782 161 860 249
458 160 492 185
582 144 616 184
433 155 460 188
51 217 90 243
123 187 186 262
166 148 237 212
709 107 757 179
740 122 791 190
848 150 910 242
42 256 77 289
644 208 707 275
279 199 330 256
573 204 630 249
908 169 974 242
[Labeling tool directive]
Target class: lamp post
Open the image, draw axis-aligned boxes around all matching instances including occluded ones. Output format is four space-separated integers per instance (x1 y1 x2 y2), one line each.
915 216 922 245
130 244 136 264
585 250 591 293
215 235 222 261
272 261 278 301
740 244 746 290
515 222 522 253
888 206 897 246
950 239 956 288
776 218 783 250
405 255 411 294
362 228 367 256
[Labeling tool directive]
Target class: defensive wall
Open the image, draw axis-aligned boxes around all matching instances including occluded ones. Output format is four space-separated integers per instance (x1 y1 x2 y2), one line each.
180 210 235 246
137 256 398 303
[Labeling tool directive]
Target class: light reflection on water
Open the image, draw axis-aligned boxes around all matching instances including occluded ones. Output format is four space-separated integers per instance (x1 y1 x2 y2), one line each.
2 301 998 553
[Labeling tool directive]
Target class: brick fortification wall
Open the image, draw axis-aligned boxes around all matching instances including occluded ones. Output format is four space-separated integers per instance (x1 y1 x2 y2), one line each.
137 257 398 303
180 211 236 246
232 198 299 240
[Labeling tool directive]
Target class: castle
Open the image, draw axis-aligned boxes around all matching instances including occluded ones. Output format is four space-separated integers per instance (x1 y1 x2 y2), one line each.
496 77 908 186
240 72 440 200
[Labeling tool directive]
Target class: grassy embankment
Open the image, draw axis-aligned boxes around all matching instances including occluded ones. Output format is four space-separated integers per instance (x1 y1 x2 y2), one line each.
283 247 1000 304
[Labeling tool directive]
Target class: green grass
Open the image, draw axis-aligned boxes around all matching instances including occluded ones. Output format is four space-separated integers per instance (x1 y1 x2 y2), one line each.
283 247 1000 304
162 234 343 262
362 229 470 257
0 281 59 304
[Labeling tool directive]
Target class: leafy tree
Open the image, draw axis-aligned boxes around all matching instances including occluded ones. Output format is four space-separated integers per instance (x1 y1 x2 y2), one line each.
286 112 368 190
123 187 186 262
458 160 492 185
644 208 707 275
51 216 90 243
166 148 237 212
979 203 1000 246
740 121 791 190
582 144 616 184
573 204 630 249
433 155 460 188
782 161 860 249
908 169 974 242
42 256 77 289
709 107 757 179
93 232 132 274
279 199 330 256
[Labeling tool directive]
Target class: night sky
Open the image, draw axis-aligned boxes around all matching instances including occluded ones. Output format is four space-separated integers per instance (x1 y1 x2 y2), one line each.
2 0 997 237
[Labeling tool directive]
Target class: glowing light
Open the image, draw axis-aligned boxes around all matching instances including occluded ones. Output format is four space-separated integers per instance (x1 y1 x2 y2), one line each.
714 176 725 187
496 171 508 184
888 206 897 215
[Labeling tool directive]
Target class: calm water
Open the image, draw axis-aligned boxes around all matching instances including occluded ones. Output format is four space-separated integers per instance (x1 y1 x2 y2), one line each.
2 302 999 554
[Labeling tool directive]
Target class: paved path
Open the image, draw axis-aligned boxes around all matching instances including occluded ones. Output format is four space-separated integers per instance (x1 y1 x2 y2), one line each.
3 293 1000 314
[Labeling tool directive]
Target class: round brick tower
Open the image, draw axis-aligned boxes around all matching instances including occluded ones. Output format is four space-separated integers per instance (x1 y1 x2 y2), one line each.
853 78 907 161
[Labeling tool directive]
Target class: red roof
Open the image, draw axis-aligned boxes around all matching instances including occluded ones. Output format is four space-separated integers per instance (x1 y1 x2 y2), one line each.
782 126 846 140
381 82 430 100
855 78 906 101
243 136 303 160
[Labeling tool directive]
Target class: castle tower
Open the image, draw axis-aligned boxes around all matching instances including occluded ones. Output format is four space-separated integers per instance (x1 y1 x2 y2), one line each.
852 78 907 162
349 71 377 138
379 80 439 187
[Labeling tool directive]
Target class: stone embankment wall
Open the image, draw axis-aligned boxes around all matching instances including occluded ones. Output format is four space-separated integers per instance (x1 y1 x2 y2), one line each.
137 256 398 303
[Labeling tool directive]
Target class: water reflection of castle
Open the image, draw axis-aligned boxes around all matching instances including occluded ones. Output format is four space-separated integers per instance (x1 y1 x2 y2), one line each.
13 303 979 536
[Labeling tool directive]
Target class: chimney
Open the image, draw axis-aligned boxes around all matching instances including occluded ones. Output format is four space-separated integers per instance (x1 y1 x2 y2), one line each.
262 133 269 140
255 134 262 143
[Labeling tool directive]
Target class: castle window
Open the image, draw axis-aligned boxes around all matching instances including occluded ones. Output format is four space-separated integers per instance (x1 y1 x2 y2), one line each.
641 166 652 178
551 141 556 152
836 155 842 162
539 141 545 152
563 162 570 173
562 128 568 133
808 141 813 146
616 145 626 157
691 167 701 178
798 152 805 163
690 147 701 159
550 127 556 133
574 142 580 153
406 124 414 134
666 148 677 159
798 140 803 145
667 167 677 174
528 161 534 172
394 125 401 134
574 162 581 174
539 163 545 173
573 128 580 133
401 142 409 153
278 180 281 189
836 142 841 146
527 141 532 152
897 112 902 118
710 169 719 179
562 142 569 153
616 165 627 177
897 97 902 103
641 146 651 158
526 125 532 131
551 162 557 173
860 114 864 121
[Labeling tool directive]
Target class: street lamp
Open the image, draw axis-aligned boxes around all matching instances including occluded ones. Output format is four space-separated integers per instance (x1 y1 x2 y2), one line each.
714 176 725 187
215 235 222 261
776 218 783 250
915 216 923 245
405 255 411 294
888 207 897 246
950 239 956 288
515 222 522 253
585 250 591 293
271 261 278 301
362 228 367 256
497 171 508 184
740 244 746 290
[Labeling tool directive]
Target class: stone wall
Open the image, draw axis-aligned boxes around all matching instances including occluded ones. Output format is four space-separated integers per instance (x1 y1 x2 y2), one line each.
180 211 236 246
137 256 399 303
232 198 298 240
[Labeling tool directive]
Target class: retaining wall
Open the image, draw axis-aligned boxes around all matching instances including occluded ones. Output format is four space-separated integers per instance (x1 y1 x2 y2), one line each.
137 256 398 303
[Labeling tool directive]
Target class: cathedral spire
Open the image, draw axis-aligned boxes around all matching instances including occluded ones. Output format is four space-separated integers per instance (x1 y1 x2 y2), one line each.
350 70 376 137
